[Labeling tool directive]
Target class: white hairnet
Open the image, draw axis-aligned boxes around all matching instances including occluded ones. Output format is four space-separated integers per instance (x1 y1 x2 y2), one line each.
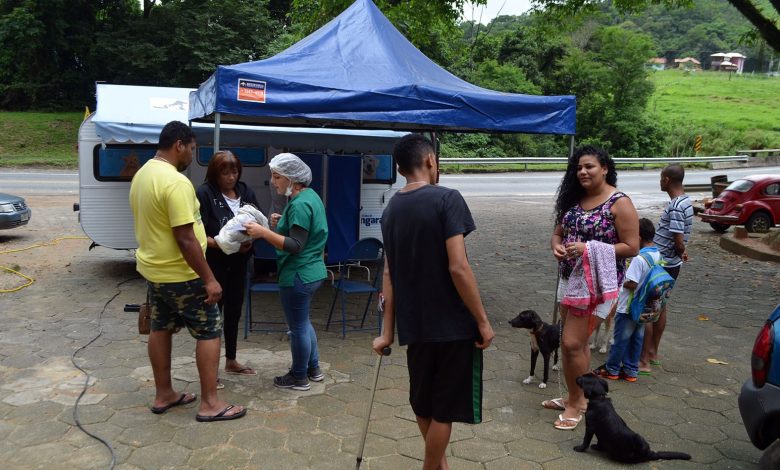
269 153 312 186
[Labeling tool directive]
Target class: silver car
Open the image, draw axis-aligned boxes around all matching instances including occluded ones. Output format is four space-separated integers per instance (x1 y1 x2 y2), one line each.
0 192 31 229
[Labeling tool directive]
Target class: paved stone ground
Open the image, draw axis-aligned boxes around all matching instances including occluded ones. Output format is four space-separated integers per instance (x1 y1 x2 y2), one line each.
1 193 778 469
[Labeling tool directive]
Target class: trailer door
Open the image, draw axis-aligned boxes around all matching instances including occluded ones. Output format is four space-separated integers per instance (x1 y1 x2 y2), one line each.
325 155 362 264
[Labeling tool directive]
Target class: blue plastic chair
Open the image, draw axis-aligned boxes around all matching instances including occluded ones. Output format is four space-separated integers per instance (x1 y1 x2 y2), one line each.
326 238 384 339
243 239 285 337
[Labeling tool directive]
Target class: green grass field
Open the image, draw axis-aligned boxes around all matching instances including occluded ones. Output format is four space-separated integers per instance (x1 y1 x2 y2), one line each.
0 111 82 167
649 70 780 153
650 69 780 131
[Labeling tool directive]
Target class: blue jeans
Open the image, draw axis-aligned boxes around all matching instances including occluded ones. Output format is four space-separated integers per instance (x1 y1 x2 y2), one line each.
279 274 323 379
605 312 645 378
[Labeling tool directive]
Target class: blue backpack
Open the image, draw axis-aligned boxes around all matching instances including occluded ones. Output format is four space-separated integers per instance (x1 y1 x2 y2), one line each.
629 248 676 324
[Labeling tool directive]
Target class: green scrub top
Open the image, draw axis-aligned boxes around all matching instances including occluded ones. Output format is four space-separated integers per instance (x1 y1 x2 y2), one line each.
275 188 328 287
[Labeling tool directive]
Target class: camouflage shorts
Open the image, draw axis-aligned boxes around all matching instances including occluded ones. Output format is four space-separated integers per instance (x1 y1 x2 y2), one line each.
147 279 223 340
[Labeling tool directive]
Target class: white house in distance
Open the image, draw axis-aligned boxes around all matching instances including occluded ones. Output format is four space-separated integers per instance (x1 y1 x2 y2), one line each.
711 52 746 73
673 57 702 71
647 57 667 71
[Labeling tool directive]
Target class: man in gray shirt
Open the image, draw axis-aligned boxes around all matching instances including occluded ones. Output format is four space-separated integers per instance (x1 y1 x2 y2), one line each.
640 164 693 373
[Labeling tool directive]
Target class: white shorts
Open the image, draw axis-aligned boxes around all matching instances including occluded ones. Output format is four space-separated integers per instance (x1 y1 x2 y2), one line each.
556 277 616 320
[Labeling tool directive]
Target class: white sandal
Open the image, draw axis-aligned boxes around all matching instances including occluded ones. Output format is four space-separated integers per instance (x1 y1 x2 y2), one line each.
554 413 582 430
541 398 566 411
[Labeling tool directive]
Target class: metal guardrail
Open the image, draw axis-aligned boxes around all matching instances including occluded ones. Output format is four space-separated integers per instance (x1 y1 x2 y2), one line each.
440 155 749 165
682 183 714 192
737 149 780 155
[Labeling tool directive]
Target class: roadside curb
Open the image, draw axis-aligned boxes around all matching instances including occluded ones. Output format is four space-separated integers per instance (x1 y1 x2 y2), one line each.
719 233 780 262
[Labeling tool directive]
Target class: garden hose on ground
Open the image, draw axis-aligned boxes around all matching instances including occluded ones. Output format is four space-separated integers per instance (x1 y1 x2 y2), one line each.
2 235 129 469
70 275 140 470
71 287 124 470
0 236 88 292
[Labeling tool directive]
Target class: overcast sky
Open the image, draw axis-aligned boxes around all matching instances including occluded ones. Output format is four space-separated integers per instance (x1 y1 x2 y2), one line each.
464 0 533 24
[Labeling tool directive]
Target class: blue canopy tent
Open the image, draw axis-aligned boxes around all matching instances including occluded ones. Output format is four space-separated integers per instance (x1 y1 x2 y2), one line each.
188 0 575 135
188 0 576 263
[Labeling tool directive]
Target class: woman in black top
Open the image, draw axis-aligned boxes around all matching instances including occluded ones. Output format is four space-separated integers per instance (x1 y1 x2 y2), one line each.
196 150 260 376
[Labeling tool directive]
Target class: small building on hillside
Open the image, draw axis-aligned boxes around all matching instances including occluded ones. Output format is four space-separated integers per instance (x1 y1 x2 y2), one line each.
673 57 702 71
711 52 746 73
647 57 667 71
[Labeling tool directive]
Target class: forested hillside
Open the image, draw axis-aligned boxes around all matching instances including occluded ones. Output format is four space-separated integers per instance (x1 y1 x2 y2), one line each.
597 0 777 72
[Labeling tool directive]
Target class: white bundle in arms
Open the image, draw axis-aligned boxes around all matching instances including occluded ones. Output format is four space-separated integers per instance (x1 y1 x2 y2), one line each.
215 205 269 254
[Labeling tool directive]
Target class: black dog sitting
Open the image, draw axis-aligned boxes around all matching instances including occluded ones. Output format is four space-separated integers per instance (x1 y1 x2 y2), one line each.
574 374 692 463
508 310 560 389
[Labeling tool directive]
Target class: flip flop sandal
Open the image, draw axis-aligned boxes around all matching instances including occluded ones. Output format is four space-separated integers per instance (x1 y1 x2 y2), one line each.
554 413 582 430
226 367 257 376
196 404 247 422
541 398 566 411
649 359 662 366
638 370 652 376
150 392 197 414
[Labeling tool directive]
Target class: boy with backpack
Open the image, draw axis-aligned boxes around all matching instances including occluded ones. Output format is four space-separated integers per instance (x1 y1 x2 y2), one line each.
596 218 674 382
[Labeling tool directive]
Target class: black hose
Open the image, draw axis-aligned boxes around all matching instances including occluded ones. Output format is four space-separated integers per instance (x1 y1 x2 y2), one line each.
70 276 139 469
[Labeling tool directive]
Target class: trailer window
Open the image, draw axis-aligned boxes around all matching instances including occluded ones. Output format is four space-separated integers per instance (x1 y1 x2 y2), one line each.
362 154 395 184
198 147 266 166
93 145 157 181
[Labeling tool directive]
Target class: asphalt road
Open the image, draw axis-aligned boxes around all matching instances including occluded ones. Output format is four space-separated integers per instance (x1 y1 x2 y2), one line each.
1 166 779 204
440 165 780 207
0 169 79 196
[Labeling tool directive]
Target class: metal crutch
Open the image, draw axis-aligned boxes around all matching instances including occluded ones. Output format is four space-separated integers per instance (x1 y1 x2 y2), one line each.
355 346 391 470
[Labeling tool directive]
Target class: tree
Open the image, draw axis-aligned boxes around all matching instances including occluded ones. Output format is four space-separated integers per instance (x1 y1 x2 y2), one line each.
497 19 569 93
548 25 664 156
289 0 486 61
0 0 99 109
91 0 278 89
530 0 780 51
0 0 282 109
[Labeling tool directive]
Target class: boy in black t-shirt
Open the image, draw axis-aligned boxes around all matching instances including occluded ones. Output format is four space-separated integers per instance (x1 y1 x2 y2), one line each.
373 134 495 470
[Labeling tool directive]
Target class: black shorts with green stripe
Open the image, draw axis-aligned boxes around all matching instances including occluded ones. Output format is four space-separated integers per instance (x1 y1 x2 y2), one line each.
407 339 483 424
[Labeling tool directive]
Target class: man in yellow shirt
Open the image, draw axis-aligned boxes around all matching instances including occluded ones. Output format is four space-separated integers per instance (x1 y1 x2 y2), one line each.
130 121 246 422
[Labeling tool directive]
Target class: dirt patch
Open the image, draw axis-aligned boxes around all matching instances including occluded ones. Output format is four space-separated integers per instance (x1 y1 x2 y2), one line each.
0 195 92 293
763 230 780 251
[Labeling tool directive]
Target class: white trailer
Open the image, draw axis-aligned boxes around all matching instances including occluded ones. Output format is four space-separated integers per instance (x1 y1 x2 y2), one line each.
76 84 407 261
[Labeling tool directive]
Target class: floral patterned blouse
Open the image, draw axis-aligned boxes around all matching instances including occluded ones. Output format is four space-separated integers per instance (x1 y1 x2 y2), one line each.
559 191 628 283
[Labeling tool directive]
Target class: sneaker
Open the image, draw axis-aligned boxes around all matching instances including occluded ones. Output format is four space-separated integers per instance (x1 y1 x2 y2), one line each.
273 372 311 391
308 367 324 382
594 364 620 380
620 371 637 382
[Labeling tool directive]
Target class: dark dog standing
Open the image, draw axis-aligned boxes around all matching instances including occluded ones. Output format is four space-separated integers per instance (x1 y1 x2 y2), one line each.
574 374 691 463
508 310 560 389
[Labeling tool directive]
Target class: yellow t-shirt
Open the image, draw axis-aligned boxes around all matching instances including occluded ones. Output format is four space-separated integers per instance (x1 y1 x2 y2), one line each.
129 159 207 282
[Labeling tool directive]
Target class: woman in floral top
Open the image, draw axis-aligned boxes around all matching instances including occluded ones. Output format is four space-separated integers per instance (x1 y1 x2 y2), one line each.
543 146 639 431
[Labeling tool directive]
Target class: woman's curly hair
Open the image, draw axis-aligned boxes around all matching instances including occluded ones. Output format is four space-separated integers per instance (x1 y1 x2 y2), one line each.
554 145 617 224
